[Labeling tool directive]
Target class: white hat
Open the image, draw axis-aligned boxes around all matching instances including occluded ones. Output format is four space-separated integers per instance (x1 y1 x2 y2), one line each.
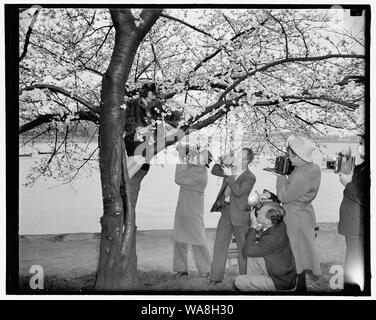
287 135 314 163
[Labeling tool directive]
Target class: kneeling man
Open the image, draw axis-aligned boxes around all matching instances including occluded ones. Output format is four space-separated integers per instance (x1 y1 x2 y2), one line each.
235 203 297 291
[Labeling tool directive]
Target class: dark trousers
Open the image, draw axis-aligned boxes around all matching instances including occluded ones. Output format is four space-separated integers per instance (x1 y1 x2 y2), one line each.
210 205 249 282
344 235 364 290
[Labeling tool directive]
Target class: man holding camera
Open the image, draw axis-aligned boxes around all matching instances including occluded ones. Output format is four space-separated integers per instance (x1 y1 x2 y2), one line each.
338 134 368 293
209 148 256 284
234 203 297 291
172 144 213 278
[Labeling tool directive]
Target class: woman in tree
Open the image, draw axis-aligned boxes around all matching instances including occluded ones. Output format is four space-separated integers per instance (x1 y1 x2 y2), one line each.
275 135 321 292
123 83 182 178
172 145 213 277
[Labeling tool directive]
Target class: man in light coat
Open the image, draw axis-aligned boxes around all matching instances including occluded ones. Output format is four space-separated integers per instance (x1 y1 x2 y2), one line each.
172 147 213 277
209 148 256 284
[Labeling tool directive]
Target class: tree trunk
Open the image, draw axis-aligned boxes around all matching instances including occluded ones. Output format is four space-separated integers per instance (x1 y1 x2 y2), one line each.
95 9 162 291
96 169 148 290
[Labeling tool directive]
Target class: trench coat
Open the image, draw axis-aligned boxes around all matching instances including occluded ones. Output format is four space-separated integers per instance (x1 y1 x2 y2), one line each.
276 162 322 275
172 164 208 245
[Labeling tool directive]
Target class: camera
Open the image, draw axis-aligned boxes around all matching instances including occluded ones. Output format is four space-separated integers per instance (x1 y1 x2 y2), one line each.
322 152 355 174
219 151 235 168
274 156 294 175
248 189 280 213
263 155 294 175
183 144 192 156
324 157 337 170
176 143 199 158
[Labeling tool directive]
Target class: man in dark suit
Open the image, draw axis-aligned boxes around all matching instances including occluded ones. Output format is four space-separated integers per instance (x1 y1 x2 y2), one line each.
209 147 256 284
338 134 369 293
234 203 297 291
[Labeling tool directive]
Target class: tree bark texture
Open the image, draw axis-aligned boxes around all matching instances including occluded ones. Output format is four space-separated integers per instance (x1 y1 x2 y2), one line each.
95 8 162 290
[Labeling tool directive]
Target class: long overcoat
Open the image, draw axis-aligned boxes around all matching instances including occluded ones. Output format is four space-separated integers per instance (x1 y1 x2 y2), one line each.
172 164 208 245
276 162 322 275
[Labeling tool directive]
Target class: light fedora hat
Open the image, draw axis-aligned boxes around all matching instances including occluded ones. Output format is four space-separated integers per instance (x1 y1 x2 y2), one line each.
287 135 314 163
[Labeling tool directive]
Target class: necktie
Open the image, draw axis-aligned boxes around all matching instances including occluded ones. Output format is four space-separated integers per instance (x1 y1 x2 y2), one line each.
224 184 231 198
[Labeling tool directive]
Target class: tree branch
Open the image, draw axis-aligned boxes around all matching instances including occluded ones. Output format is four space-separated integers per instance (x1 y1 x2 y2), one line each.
222 13 237 35
189 106 231 131
138 9 164 36
19 110 99 134
334 75 365 86
280 95 359 110
19 7 41 62
82 25 114 66
190 18 269 74
160 13 214 39
21 83 100 114
294 114 344 129
219 53 365 100
19 114 55 134
188 92 246 126
268 12 289 59
66 146 99 184
294 21 309 57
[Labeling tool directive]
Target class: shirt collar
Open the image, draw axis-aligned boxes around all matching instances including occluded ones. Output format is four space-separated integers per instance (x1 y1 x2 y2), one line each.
236 168 247 178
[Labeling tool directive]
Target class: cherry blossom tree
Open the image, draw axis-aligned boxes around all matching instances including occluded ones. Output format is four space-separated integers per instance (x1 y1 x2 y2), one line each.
18 7 366 289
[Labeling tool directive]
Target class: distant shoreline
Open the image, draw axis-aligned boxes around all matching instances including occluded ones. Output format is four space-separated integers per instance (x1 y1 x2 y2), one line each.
19 222 338 237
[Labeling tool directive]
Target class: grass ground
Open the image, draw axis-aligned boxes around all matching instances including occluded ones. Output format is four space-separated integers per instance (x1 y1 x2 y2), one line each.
18 223 347 294
18 264 340 294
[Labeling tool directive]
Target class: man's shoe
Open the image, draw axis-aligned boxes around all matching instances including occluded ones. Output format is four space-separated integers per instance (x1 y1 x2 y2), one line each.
232 281 241 292
209 279 222 285
175 272 188 277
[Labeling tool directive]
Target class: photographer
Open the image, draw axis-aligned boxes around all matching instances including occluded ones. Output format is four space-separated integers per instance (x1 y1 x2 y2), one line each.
172 145 213 277
338 135 368 293
209 148 256 284
234 203 297 291
275 135 321 292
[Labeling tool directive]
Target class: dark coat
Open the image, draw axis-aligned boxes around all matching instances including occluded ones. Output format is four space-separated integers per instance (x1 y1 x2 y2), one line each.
124 98 181 156
123 98 150 156
210 164 256 226
338 161 369 236
243 222 297 290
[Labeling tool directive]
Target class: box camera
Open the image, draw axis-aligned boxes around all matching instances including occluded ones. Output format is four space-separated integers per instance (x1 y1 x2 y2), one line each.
176 143 198 155
219 151 235 168
324 157 337 170
183 144 192 156
322 154 355 174
274 156 294 175
248 189 280 213
263 155 294 175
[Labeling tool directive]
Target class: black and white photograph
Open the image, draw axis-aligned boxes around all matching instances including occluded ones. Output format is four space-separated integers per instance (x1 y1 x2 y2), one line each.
3 2 373 301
